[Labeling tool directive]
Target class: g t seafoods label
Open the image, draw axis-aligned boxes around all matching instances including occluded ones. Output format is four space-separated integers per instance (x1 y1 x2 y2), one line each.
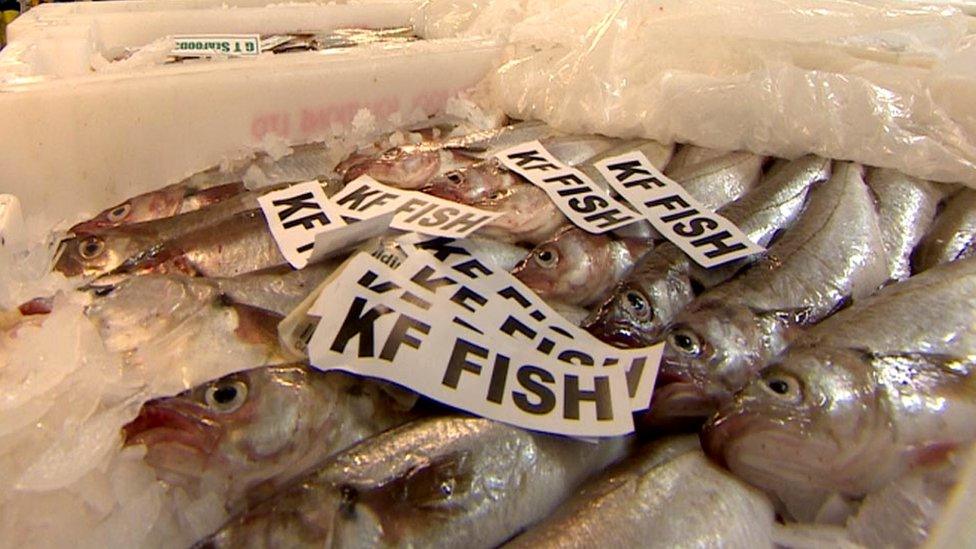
258 181 348 269
305 236 663 438
171 35 261 57
332 176 501 238
494 141 640 234
594 151 764 268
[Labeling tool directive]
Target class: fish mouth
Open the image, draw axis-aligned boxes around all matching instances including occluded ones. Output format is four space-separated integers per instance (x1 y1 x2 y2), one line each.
583 316 646 349
123 400 221 455
699 410 759 469
648 379 716 420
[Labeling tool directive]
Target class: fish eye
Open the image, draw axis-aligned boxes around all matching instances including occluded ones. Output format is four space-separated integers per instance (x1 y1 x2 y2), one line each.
78 236 106 260
761 373 802 402
622 290 651 320
488 190 507 201
106 203 131 222
446 172 464 185
668 329 702 356
204 380 248 413
533 247 559 269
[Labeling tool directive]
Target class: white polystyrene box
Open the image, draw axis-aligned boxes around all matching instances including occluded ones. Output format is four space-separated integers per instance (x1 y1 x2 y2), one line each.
0 1 501 224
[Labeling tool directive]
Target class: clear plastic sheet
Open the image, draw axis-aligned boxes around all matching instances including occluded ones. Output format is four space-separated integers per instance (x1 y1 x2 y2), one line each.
427 0 976 185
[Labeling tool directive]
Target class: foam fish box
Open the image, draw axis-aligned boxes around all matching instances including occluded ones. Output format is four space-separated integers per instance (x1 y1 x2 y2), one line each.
0 0 501 222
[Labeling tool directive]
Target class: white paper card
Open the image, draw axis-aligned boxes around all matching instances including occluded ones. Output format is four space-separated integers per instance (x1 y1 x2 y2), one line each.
594 151 765 268
172 35 261 57
494 141 640 234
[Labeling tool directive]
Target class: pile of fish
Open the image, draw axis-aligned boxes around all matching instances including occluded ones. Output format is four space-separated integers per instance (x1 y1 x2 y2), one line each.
14 117 976 547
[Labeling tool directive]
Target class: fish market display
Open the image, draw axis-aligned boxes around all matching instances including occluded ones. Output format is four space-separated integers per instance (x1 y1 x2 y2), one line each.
198 415 630 548
124 363 414 512
5 109 975 549
586 155 830 348
512 226 650 307
654 162 887 421
914 188 976 272
504 439 774 549
702 257 976 512
866 169 946 282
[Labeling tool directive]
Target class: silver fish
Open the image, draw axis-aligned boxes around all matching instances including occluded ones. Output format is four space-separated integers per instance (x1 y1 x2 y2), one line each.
124 363 413 512
197 415 630 548
913 188 976 272
655 162 888 420
513 226 650 307
663 151 765 211
504 440 774 549
866 168 945 282
474 183 569 245
585 155 831 349
663 144 730 174
702 257 976 510
209 262 340 317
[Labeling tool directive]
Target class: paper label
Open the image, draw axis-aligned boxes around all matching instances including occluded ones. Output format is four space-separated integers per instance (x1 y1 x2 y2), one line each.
171 35 261 57
494 141 640 234
257 181 348 269
305 234 664 437
594 151 764 268
332 176 500 239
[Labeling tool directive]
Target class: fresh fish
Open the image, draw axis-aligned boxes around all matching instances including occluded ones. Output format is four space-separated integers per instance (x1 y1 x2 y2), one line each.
701 257 976 510
85 273 285 358
913 188 976 272
504 442 774 549
197 415 630 548
209 262 340 317
459 236 529 272
585 155 831 349
663 144 730 174
338 121 565 190
123 363 414 511
512 226 650 307
662 151 765 210
654 162 887 421
474 183 568 245
425 132 626 204
69 182 246 234
866 168 945 282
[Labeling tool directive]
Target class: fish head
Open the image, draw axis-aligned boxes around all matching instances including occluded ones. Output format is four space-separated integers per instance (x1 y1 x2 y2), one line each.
342 147 441 190
425 161 519 204
53 230 153 278
69 185 185 233
654 301 765 417
512 227 598 300
701 346 886 496
124 364 341 491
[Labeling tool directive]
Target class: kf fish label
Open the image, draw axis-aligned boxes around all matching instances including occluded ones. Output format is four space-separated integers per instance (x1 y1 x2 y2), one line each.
172 35 261 57
595 151 764 268
332 176 500 239
305 237 665 438
494 141 640 234
258 181 348 269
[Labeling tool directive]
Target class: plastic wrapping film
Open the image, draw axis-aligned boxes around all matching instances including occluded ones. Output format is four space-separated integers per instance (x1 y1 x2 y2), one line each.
419 0 976 185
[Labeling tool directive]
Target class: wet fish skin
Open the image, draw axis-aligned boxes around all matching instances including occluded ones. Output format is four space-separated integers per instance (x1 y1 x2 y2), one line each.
585 155 830 349
866 168 945 282
198 416 630 549
513 226 650 307
663 151 765 211
124 363 412 512
654 162 887 420
663 144 730 174
702 257 976 507
474 183 568 245
210 262 340 317
913 188 976 272
504 441 774 549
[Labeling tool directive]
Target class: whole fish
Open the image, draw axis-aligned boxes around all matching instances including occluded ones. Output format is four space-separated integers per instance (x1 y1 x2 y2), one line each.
663 144 730 174
654 162 887 421
662 151 765 211
512 226 650 307
124 363 414 512
474 183 569 245
197 415 630 548
866 168 945 282
702 257 976 516
338 121 563 190
585 155 831 348
913 188 976 272
504 440 774 549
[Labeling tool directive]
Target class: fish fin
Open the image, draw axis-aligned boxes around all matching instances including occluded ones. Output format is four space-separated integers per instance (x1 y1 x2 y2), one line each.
229 302 284 345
